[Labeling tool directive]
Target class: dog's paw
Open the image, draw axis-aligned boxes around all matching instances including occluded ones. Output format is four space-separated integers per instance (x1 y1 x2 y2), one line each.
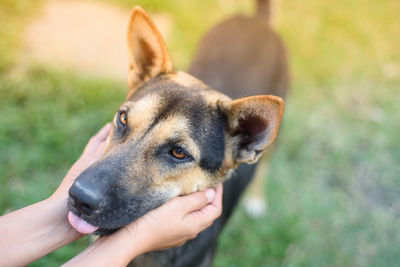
244 197 267 218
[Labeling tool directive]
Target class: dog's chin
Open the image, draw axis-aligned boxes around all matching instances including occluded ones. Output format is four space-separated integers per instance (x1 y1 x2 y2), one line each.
94 227 119 235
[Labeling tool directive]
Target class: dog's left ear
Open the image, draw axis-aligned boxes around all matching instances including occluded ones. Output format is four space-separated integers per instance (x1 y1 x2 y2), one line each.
126 6 173 99
221 95 284 165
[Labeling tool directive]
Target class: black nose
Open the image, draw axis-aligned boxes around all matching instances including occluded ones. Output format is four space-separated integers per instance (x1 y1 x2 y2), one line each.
68 182 103 217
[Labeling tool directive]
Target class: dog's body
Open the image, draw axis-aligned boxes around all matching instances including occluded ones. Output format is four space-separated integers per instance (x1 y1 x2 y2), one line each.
189 5 289 217
189 16 289 101
67 1 289 266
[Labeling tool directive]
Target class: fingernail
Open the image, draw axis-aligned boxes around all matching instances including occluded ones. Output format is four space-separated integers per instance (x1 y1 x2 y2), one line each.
205 188 215 202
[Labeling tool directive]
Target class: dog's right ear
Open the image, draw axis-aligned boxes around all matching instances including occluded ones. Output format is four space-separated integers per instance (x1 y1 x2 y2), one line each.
126 6 173 99
220 95 284 166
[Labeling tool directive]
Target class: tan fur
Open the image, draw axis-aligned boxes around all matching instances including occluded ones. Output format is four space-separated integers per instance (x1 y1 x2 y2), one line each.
170 71 204 89
172 71 232 104
104 95 160 155
124 96 160 133
156 167 211 196
151 116 201 161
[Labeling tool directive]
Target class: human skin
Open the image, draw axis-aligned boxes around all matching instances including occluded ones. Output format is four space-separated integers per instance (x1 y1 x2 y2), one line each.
0 123 223 267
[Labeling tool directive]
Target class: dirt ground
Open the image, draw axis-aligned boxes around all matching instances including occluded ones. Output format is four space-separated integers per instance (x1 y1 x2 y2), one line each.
20 0 171 81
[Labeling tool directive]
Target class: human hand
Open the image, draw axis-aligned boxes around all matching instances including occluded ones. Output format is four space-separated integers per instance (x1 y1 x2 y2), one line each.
129 183 224 251
63 184 223 267
51 123 111 200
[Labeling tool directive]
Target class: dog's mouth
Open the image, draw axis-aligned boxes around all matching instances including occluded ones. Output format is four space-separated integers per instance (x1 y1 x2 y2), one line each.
67 211 119 235
68 211 99 234
66 177 167 236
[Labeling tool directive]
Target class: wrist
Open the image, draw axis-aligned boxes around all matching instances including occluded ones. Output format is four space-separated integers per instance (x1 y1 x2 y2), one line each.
31 197 83 253
105 224 150 265
43 196 83 240
122 219 156 256
0 197 81 266
63 227 144 267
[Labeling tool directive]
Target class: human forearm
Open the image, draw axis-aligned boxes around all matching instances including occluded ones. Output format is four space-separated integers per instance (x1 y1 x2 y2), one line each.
62 227 145 267
0 197 82 266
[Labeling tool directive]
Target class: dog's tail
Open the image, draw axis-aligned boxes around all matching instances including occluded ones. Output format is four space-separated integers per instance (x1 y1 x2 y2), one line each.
255 0 273 23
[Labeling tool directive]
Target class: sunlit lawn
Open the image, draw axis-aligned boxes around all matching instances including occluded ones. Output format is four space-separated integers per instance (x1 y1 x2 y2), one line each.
1 0 399 266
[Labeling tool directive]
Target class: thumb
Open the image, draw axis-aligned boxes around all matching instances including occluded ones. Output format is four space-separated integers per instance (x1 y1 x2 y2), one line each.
83 123 111 155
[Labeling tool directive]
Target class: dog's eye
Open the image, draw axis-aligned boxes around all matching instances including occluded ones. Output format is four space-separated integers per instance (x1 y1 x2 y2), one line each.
171 147 185 159
119 112 127 126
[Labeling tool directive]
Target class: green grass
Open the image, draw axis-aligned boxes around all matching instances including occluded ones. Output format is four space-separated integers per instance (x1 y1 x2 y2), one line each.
1 0 400 266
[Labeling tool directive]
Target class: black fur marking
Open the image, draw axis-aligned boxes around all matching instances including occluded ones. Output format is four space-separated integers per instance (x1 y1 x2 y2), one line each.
130 76 226 173
190 106 226 173
142 94 177 138
158 89 226 173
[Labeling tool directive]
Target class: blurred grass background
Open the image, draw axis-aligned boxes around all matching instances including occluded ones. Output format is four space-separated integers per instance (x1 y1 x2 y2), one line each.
1 0 400 266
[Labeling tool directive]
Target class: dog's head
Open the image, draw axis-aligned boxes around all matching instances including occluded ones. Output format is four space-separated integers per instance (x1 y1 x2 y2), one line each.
68 7 284 235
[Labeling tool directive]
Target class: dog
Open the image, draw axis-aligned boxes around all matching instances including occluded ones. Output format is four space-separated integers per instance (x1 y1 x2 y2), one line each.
67 1 289 266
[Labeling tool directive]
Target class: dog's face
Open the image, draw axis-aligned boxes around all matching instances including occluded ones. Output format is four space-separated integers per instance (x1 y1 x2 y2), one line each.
68 7 284 235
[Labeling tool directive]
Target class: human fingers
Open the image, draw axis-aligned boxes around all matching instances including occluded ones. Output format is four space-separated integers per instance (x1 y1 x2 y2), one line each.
121 188 215 250
175 188 216 215
87 139 107 166
210 184 223 207
93 122 112 142
51 124 111 199
83 123 111 155
184 184 223 228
